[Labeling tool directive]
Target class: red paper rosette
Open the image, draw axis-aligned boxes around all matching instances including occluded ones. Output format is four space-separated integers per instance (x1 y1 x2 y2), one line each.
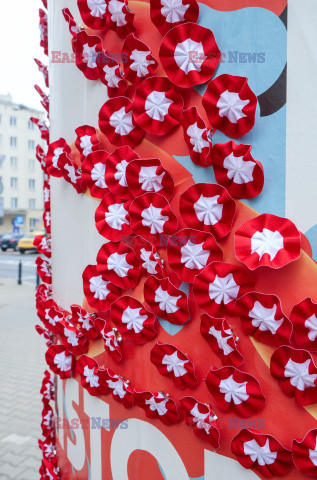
236 292 292 348
129 193 178 244
144 276 189 325
34 58 49 88
45 345 75 379
150 342 198 389
205 366 265 418
202 74 257 139
94 317 123 363
77 0 108 30
56 320 89 356
110 295 158 344
43 180 50 210
180 396 219 447
98 52 128 98
212 141 264 199
193 261 254 318
36 145 48 174
75 125 100 161
75 31 102 80
130 235 165 278
34 235 51 258
150 0 199 35
291 298 317 352
167 228 223 283
99 97 144 148
105 369 135 408
105 145 139 199
96 242 141 289
81 150 108 199
58 154 84 193
200 314 244 368
122 34 158 84
231 429 292 478
95 189 131 241
133 76 184 135
160 23 220 88
134 390 179 425
234 213 301 270
46 138 71 178
270 345 317 406
179 183 236 239
41 304 65 334
36 257 52 284
107 0 136 39
126 158 174 200
82 264 122 311
292 429 317 478
70 304 99 339
76 355 109 396
181 107 211 167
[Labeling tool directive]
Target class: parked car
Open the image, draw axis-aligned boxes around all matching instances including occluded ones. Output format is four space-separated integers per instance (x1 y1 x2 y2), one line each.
0 233 24 251
18 231 45 253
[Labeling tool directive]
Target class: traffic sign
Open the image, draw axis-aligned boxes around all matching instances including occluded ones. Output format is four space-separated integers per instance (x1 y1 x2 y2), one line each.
14 215 24 226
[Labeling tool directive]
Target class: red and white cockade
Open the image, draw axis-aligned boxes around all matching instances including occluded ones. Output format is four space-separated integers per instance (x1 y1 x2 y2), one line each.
36 325 52 346
203 74 257 139
234 213 301 270
159 23 220 88
105 369 135 408
167 228 223 283
98 52 128 98
205 366 265 418
46 138 71 178
292 429 317 478
133 76 183 135
94 317 123 363
34 235 51 258
150 342 198 389
75 125 100 161
236 292 292 348
36 257 52 284
30 117 50 143
193 261 254 318
231 429 293 478
105 145 139 199
111 295 158 344
200 314 244 368
43 209 51 234
77 0 108 30
126 158 174 200
41 304 65 334
96 241 141 289
41 404 54 437
144 275 189 325
43 180 50 210
76 355 109 396
107 0 136 39
291 298 317 352
75 31 102 80
179 183 236 239
181 107 211 167
122 34 158 84
134 390 179 425
70 304 99 340
34 84 49 114
82 264 122 311
81 150 108 199
99 97 144 148
180 396 219 447
45 345 75 379
129 192 178 244
270 345 317 406
36 145 48 174
34 58 49 88
150 0 199 35
62 8 80 48
212 141 264 199
95 189 131 241
58 154 84 193
131 235 165 278
56 320 89 356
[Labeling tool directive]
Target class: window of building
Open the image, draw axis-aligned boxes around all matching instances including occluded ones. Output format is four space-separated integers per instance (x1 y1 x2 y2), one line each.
29 198 36 209
10 177 18 189
10 116 17 126
10 197 18 208
28 159 35 172
29 218 38 229
10 137 17 147
28 140 35 150
28 120 35 130
10 157 18 169
29 179 35 190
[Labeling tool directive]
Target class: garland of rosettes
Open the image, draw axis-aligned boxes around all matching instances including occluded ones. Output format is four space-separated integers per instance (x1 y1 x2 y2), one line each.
33 1 317 479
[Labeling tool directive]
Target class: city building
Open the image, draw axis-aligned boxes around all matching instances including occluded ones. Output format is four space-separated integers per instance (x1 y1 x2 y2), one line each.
0 93 45 234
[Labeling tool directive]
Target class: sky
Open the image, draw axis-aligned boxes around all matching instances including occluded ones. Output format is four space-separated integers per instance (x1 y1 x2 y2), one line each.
0 0 47 111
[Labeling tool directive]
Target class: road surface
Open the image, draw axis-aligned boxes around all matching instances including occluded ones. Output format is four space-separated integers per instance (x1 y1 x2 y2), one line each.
0 251 38 285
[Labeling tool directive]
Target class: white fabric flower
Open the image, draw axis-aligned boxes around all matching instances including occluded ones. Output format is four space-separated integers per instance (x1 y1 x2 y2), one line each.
223 153 255 184
64 327 79 347
219 374 249 404
141 204 168 234
155 285 181 313
187 122 209 153
82 43 98 69
89 275 110 300
208 273 239 305
194 194 223 226
83 365 100 388
91 162 107 188
217 90 250 124
104 331 118 351
121 306 147 333
244 439 277 466
160 0 189 23
209 326 234 355
44 309 59 326
80 135 94 157
87 0 107 18
305 314 317 342
114 159 129 186
249 302 283 334
140 248 158 274
64 164 81 184
107 252 132 277
162 350 188 377
109 106 134 136
145 395 168 415
108 0 127 26
139 166 164 192
105 202 129 230
103 65 121 88
190 404 211 434
284 358 317 391
145 91 173 122
251 228 284 261
52 147 64 168
180 240 209 269
106 378 126 398
54 352 72 372
174 38 205 74
130 49 155 77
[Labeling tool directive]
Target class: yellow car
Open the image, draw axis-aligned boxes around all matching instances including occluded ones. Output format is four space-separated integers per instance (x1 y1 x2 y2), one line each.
18 231 45 253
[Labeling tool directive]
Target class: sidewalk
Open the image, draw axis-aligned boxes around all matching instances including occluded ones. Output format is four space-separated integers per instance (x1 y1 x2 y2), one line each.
0 278 45 479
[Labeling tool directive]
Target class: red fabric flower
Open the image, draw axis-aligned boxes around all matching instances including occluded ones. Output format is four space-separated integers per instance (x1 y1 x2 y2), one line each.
38 437 56 461
34 235 51 258
95 189 131 241
202 74 257 139
40 371 55 403
133 76 183 135
70 304 100 340
82 264 122 311
58 154 84 193
36 145 48 174
167 228 223 283
179 183 236 239
45 345 75 379
134 390 179 425
200 314 244 368
105 369 135 408
144 275 189 325
205 366 265 418
126 158 174 200
292 429 317 478
236 292 292 348
96 242 141 289
62 8 80 49
107 0 136 39
34 58 49 88
150 342 198 389
180 396 219 447
36 257 52 284
110 295 158 344
34 85 49 114
160 23 220 88
180 107 211 167
76 355 109 396
130 235 165 278
105 145 139 199
129 193 178 244
35 325 52 346
46 138 71 178
81 150 108 199
94 317 123 363
30 117 49 143
150 0 199 35
43 180 50 210
75 31 102 80
234 213 301 270
98 52 128 98
291 298 317 352
231 429 292 478
43 208 51 234
41 404 54 437
39 9 48 56
56 320 89 356
75 125 100 161
212 141 264 199
99 97 144 148
77 0 108 29
270 345 317 406
122 34 158 84
40 304 65 334
193 261 254 318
